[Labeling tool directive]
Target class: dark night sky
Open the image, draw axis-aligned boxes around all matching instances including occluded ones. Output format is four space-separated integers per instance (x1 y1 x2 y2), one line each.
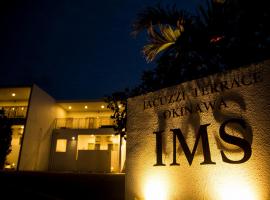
0 0 198 100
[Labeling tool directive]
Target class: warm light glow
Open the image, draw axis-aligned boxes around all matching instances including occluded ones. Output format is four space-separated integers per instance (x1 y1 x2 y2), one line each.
118 105 122 108
11 93 16 97
68 106 72 110
21 126 24 129
12 107 15 111
72 136 76 140
89 135 95 143
216 175 257 200
144 175 168 200
21 107 24 110
56 139 67 152
112 135 119 144
84 105 88 109
101 105 105 109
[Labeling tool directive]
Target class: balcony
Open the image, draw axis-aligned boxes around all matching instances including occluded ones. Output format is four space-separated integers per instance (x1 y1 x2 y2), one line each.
54 117 114 129
1 106 28 119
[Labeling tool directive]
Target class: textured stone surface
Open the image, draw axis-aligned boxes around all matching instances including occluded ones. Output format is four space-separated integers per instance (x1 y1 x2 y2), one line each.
126 60 270 200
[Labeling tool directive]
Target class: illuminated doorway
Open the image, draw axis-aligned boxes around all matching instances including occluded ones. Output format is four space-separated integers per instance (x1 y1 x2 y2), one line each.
5 125 24 170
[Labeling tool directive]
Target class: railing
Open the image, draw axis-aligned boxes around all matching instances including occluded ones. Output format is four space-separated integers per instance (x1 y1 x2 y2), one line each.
1 106 28 118
54 117 114 129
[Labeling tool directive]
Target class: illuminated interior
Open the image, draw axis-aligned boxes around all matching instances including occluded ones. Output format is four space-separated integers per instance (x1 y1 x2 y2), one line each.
5 125 24 169
52 133 121 173
77 134 119 172
0 87 31 170
55 100 114 129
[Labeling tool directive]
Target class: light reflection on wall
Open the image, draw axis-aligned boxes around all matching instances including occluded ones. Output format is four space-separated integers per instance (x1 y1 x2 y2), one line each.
143 171 169 200
142 168 261 200
144 178 167 200
214 170 258 200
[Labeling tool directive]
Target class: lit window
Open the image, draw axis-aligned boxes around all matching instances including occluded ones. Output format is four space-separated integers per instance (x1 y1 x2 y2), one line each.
88 143 95 150
56 139 67 152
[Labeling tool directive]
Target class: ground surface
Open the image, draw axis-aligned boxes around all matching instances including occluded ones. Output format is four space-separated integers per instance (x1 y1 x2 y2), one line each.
0 171 125 200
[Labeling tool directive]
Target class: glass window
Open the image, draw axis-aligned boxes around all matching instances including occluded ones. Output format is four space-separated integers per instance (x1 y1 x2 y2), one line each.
56 139 67 152
88 143 95 150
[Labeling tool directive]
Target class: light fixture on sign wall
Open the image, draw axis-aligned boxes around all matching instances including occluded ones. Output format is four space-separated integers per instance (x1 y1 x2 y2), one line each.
84 105 88 109
11 93 16 97
71 136 75 140
68 106 72 110
101 105 105 109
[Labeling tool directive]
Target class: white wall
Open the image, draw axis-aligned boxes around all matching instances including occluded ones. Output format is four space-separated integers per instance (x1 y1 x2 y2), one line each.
19 85 66 171
126 60 270 200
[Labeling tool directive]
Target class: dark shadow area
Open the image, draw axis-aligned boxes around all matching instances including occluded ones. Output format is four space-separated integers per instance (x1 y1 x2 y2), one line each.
0 171 125 200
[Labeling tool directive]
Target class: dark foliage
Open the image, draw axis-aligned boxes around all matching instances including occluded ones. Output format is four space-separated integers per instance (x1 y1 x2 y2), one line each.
104 91 129 137
134 0 270 92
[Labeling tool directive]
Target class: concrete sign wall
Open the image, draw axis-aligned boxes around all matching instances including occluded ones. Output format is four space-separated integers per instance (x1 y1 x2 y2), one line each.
126 60 270 200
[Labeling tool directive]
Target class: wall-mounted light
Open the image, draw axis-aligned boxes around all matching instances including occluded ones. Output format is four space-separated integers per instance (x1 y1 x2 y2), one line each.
84 105 88 109
68 106 72 110
71 136 76 140
101 105 105 109
11 93 16 97
118 105 122 108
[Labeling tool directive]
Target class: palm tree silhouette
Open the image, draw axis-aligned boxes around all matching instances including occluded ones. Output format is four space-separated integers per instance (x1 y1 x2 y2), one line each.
132 0 270 92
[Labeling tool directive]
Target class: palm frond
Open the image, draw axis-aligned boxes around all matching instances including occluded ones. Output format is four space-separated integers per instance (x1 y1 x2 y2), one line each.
142 24 183 62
